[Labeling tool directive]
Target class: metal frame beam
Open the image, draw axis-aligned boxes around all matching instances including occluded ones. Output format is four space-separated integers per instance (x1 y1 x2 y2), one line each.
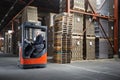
66 0 70 14
4 0 34 30
114 0 118 54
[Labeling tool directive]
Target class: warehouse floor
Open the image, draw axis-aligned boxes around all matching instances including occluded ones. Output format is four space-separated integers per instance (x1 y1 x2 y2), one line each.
0 53 120 80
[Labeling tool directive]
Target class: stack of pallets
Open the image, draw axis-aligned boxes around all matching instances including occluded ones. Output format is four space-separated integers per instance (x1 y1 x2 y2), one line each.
53 13 73 64
46 13 57 56
59 0 85 13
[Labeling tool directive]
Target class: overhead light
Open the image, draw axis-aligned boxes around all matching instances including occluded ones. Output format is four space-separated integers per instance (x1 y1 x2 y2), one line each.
1 20 4 23
0 37 4 40
5 14 8 17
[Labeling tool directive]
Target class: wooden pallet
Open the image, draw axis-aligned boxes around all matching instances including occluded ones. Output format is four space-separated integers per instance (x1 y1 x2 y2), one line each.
53 53 71 64
86 35 95 37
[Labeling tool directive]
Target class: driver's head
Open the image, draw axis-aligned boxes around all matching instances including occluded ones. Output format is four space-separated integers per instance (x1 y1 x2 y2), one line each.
35 30 41 36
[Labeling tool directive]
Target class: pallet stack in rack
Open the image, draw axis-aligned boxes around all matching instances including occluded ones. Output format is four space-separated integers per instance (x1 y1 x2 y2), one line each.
22 6 38 23
86 15 95 37
71 0 85 11
59 0 85 13
46 13 56 56
95 0 114 59
59 0 97 13
71 35 83 61
4 32 8 54
86 37 95 60
12 21 21 55
85 15 96 60
71 13 83 61
95 19 114 59
72 13 83 35
95 38 113 59
4 32 13 54
53 13 73 64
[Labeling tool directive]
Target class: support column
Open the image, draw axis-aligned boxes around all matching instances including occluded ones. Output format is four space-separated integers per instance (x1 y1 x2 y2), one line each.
114 0 118 55
66 0 70 14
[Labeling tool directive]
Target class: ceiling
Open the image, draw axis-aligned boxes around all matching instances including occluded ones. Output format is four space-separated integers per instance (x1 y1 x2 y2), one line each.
0 0 60 31
0 0 119 31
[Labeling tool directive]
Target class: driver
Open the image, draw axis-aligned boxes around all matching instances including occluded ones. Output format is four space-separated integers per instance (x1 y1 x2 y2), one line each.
34 31 44 45
33 30 44 53
24 30 44 58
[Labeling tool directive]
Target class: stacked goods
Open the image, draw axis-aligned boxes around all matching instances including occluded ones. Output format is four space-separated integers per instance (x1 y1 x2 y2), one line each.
22 6 38 23
72 13 83 35
72 13 95 61
95 19 114 59
59 0 66 12
8 33 12 54
71 36 83 61
46 13 56 56
95 38 113 59
47 27 54 56
53 13 73 63
45 13 56 28
59 0 97 12
59 0 84 12
71 13 83 61
86 15 95 36
70 0 85 11
4 32 13 54
97 0 114 17
54 13 73 34
95 19 106 38
108 21 114 40
85 15 95 60
72 14 95 61
0 39 3 51
86 37 95 60
12 21 21 54
4 32 8 53
95 19 114 39
53 53 71 63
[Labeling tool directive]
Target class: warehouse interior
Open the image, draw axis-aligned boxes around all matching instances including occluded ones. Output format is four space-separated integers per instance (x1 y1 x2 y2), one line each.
0 0 120 80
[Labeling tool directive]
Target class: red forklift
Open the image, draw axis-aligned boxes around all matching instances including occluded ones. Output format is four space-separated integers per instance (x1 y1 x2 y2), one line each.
19 22 47 69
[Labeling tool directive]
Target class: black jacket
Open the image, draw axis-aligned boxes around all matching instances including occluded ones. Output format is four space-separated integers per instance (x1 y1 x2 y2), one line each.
34 35 44 45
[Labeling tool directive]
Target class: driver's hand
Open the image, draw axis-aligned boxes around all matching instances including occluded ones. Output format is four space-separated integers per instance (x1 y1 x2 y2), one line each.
24 39 30 44
31 41 34 45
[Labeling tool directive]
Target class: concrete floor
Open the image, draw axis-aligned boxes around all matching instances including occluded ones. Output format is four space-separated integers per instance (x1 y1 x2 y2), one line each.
0 53 120 80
